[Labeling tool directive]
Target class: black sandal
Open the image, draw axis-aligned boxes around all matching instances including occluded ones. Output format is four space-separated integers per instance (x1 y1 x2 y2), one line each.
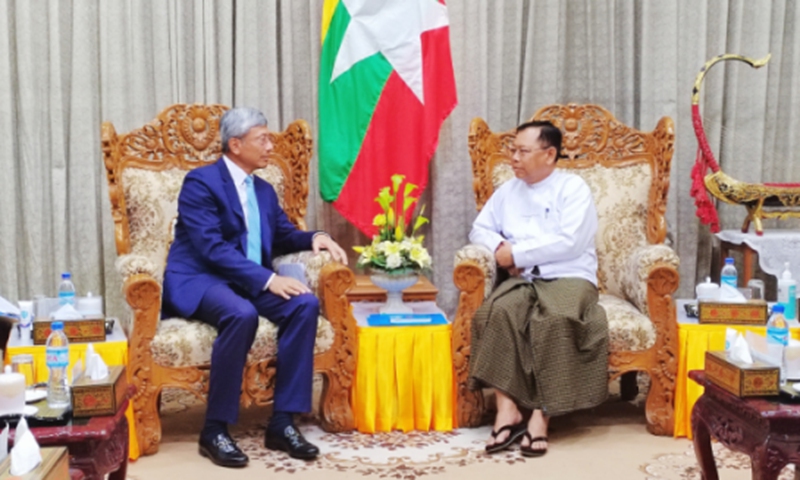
519 432 548 457
485 422 526 454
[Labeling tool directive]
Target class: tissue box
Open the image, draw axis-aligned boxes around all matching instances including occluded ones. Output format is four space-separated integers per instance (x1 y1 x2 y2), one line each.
70 365 127 418
32 318 106 345
697 300 769 325
705 350 780 397
0 446 69 480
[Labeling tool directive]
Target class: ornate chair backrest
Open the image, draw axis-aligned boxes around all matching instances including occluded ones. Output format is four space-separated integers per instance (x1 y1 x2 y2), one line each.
467 104 674 296
101 104 312 278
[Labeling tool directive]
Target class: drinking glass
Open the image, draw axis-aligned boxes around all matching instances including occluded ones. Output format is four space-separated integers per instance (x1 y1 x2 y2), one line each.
11 353 35 387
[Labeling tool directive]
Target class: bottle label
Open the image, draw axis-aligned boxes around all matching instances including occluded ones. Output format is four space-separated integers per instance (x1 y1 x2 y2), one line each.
46 346 69 367
721 275 737 288
58 291 75 306
767 327 789 346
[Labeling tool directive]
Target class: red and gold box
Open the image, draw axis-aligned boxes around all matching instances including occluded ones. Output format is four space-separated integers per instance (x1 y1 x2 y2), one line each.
705 350 779 397
71 365 128 418
698 300 768 325
32 318 106 345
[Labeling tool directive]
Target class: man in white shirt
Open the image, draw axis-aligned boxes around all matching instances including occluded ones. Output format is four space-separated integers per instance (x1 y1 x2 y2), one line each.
469 121 608 458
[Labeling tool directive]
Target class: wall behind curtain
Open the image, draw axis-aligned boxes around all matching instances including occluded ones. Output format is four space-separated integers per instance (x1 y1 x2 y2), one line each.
1 0 798 321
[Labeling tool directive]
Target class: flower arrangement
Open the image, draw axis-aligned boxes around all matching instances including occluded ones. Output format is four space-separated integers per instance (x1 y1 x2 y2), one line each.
353 174 432 274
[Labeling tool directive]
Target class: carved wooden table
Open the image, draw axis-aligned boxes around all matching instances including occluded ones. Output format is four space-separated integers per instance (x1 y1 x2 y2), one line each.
9 386 133 480
690 370 800 480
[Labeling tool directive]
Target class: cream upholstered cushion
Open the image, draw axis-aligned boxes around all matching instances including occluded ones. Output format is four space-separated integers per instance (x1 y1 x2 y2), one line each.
599 294 655 352
150 316 335 368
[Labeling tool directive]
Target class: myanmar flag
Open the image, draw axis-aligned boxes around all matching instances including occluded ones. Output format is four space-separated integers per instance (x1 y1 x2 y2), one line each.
319 0 458 236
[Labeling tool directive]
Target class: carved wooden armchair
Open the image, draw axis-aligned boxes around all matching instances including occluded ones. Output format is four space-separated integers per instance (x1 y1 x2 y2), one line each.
102 104 357 456
453 104 679 435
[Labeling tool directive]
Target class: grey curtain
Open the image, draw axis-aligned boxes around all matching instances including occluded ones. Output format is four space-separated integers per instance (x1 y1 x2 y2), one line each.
1 0 798 320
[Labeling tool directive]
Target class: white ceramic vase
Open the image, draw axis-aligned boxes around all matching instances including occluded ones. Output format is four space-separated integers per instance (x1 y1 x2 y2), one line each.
370 270 419 314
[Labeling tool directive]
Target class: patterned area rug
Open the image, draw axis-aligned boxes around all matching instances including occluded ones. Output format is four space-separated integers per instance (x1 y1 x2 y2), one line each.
153 386 796 479
641 443 796 480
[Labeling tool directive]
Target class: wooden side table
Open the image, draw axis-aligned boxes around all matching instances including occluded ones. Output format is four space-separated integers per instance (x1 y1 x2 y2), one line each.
719 240 757 285
346 275 438 302
346 275 454 433
689 370 800 480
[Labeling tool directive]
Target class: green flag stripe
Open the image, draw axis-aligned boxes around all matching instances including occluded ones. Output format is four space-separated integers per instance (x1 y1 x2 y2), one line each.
318 2 393 201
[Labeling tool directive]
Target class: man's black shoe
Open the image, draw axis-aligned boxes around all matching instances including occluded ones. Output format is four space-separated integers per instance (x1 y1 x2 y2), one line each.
264 425 320 460
198 432 249 468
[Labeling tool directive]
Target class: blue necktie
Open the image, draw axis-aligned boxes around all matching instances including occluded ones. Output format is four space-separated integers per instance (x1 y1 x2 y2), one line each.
244 176 262 264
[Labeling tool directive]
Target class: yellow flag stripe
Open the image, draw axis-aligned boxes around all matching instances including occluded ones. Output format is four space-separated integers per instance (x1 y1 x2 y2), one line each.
321 0 340 44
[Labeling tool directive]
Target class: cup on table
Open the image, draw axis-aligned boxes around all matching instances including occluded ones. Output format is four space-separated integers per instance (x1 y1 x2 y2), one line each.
10 353 35 387
747 279 765 300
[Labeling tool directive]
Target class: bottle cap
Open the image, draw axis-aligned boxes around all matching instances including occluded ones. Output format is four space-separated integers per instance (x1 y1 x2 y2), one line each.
61 272 71 279
783 262 793 279
773 304 785 314
51 321 64 330
725 257 734 264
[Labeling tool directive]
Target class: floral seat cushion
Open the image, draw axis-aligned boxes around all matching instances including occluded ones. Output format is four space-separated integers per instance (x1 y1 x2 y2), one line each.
599 294 655 353
151 316 335 368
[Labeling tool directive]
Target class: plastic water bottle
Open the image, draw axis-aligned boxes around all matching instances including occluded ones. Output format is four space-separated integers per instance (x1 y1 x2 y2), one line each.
766 304 789 385
46 321 71 408
58 272 76 307
778 262 797 321
720 257 738 288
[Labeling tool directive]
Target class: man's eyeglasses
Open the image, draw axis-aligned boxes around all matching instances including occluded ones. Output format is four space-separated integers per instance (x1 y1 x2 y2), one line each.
509 146 552 157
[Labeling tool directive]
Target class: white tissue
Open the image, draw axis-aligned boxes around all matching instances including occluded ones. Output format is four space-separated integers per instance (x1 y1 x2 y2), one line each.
718 283 747 303
786 338 800 380
0 424 7 463
50 303 83 320
85 344 109 380
729 333 754 364
10 417 41 475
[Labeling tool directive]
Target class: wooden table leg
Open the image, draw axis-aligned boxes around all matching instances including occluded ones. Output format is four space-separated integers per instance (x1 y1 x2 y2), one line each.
742 246 754 285
691 399 719 480
750 445 785 480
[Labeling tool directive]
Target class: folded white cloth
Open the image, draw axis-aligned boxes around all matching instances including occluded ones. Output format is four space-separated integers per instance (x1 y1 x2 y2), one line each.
10 417 41 475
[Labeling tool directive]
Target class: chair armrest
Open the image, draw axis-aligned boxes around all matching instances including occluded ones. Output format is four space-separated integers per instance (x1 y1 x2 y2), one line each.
115 254 162 284
272 251 337 295
454 244 496 300
621 244 680 315
452 243 494 427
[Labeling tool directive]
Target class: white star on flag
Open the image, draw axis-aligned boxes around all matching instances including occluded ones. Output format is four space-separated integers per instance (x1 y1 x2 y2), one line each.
330 0 449 104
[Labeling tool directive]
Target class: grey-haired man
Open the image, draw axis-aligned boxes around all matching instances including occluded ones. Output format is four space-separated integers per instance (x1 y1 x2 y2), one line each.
162 107 347 467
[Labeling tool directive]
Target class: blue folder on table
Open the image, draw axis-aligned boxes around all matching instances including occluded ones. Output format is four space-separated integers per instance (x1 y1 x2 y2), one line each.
367 313 448 327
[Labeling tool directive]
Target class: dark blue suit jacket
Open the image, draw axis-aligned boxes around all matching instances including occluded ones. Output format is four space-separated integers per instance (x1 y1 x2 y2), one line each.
162 159 316 318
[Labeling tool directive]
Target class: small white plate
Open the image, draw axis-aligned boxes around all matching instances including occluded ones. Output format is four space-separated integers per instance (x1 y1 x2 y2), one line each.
22 405 38 416
25 389 47 403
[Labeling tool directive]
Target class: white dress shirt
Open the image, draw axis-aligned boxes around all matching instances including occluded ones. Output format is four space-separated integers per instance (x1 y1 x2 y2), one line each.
469 170 599 286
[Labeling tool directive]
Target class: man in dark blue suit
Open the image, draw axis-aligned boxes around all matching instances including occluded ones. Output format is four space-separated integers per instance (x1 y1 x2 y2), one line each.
162 107 347 468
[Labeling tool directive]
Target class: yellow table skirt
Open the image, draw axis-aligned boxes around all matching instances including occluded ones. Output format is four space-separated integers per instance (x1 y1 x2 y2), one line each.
5 340 140 460
673 323 800 439
352 324 456 433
